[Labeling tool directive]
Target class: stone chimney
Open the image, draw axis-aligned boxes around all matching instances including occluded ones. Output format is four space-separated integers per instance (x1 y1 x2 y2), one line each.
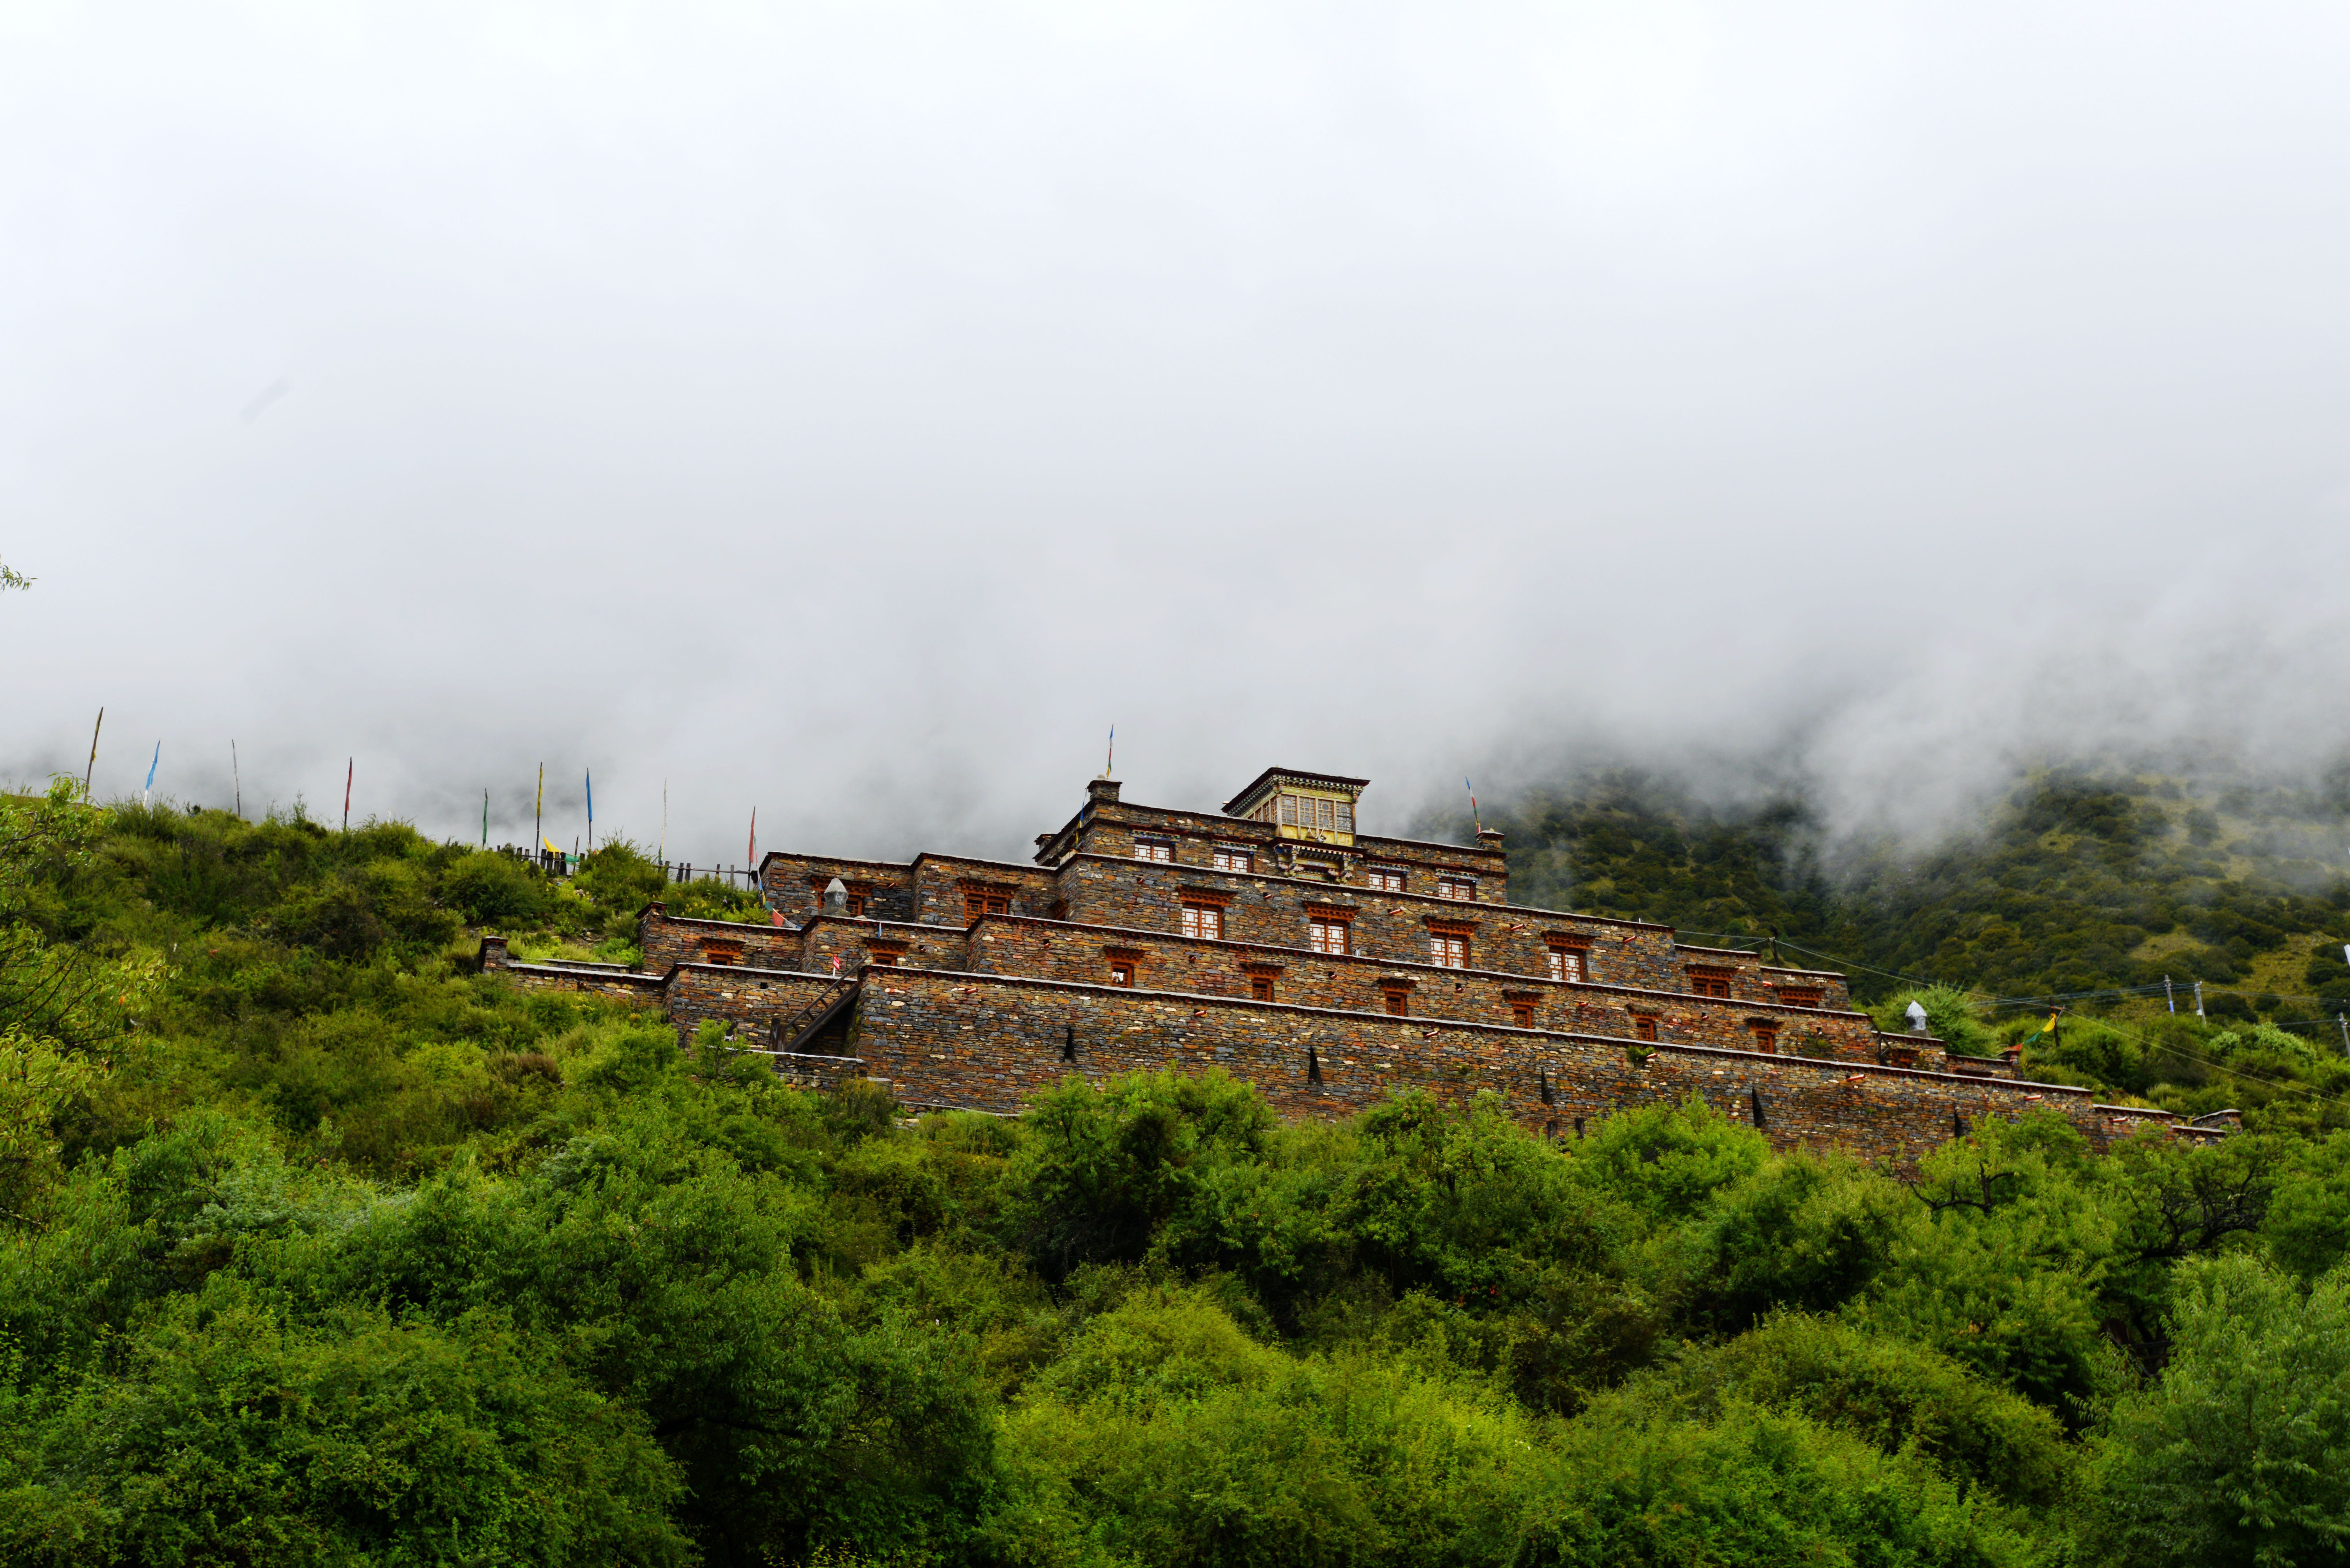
1087 778 1122 804
1476 828 1505 852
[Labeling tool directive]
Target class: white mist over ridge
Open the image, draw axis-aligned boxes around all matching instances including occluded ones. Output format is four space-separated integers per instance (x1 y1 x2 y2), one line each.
5 2 2348 863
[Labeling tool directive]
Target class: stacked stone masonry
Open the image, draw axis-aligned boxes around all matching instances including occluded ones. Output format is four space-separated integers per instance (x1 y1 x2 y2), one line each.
475 768 2227 1167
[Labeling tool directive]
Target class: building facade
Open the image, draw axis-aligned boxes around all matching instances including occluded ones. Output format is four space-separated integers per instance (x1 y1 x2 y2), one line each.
482 767 2229 1166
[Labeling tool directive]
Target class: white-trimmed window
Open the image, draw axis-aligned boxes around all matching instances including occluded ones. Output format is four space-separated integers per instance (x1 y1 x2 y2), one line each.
1180 902 1224 940
1428 931 1470 968
1133 837 1174 863
1545 946 1585 982
1213 845 1254 872
1366 866 1405 892
1309 916 1349 955
1437 877 1476 901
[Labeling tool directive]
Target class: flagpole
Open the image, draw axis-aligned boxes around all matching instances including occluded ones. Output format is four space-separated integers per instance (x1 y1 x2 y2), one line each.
343 758 352 833
482 788 489 848
534 765 543 867
585 769 593 852
231 740 241 820
144 742 159 808
83 708 103 799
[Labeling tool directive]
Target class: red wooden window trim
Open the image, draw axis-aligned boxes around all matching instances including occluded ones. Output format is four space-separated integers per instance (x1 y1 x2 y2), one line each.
1510 1001 1535 1027
1180 903 1224 940
1777 987 1823 1009
1133 838 1175 863
1212 845 1254 872
1309 917 1349 955
1365 866 1405 892
1437 877 1476 901
1687 966 1734 999
1250 975 1275 1002
1751 1021 1779 1053
1633 1015 1659 1042
1428 932 1469 969
1381 987 1411 1017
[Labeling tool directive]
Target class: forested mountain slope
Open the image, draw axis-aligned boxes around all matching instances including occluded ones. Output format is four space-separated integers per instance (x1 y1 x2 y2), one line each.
1 785 2348 1565
1470 766 2350 1133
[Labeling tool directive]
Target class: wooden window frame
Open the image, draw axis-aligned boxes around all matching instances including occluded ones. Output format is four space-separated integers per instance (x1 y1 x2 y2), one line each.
1212 844 1255 873
1776 986 1823 1009
1507 995 1537 1028
868 942 908 967
1103 946 1142 987
1179 899 1226 940
1250 975 1276 1002
1132 837 1175 863
1633 1014 1659 1042
1544 938 1590 983
1687 965 1734 1000
1378 981 1413 1017
1304 903 1354 957
1749 1020 1780 1054
1425 918 1474 971
1365 866 1406 892
1437 876 1476 902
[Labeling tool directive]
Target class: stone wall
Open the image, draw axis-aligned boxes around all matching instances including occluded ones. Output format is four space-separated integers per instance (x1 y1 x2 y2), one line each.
477 938 668 1003
754 855 917 923
960 913 1883 1059
666 963 856 1046
846 966 2217 1167
635 904 800 973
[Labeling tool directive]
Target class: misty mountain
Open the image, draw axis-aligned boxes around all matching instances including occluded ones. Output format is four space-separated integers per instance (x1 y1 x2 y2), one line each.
1469 764 2350 1020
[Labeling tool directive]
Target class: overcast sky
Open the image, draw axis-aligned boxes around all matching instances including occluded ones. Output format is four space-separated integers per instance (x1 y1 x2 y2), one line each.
6 2 2347 863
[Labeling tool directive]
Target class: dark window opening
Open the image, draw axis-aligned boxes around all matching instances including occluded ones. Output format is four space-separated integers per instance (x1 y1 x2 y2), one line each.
1634 1015 1658 1042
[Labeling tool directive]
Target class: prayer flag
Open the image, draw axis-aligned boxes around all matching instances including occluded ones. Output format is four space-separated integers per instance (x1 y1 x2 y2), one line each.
144 742 159 805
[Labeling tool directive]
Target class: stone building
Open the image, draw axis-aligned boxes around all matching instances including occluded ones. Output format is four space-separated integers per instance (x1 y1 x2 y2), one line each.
482 767 2231 1166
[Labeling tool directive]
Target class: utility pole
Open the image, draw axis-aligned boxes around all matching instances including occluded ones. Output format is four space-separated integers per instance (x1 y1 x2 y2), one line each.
2338 1014 2348 1058
2163 975 2174 1014
2192 979 2204 1019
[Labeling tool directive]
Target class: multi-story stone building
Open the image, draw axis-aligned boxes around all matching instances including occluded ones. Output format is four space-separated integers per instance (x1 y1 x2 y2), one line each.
482 767 2231 1166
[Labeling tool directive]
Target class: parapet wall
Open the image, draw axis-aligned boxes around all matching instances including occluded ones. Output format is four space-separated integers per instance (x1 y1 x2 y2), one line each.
848 966 2208 1166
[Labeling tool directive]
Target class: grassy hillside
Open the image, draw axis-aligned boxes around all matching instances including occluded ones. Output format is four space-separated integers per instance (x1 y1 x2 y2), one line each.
3 786 2350 1564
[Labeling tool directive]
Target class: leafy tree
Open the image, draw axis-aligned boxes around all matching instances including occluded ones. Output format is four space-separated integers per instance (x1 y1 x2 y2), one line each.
2090 1253 2350 1567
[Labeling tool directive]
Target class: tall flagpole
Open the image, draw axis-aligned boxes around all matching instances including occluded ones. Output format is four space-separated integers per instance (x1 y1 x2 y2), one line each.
534 764 544 860
83 709 103 799
144 742 159 808
585 769 594 852
342 758 352 833
659 779 667 863
482 788 489 848
231 740 241 820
